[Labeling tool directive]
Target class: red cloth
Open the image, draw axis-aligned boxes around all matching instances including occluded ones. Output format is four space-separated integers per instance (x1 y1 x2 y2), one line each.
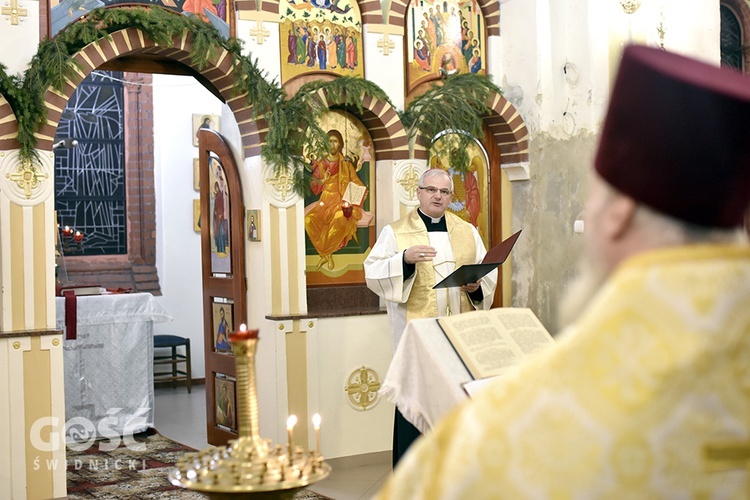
63 290 77 340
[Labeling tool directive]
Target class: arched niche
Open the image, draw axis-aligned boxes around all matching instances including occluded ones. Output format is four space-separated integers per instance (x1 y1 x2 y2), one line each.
284 73 419 315
386 0 500 34
33 23 269 292
39 27 268 160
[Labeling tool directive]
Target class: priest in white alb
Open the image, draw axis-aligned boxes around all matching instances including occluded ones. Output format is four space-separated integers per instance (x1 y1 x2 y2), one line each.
364 168 497 466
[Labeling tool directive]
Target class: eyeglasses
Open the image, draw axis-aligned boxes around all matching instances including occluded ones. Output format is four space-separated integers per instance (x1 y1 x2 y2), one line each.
419 186 452 196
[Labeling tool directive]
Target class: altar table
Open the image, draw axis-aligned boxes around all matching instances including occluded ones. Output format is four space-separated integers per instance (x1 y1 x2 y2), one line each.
380 317 474 434
56 293 172 440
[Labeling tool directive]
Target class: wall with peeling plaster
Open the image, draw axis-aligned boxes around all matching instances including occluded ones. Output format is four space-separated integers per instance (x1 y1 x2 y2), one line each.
509 131 596 333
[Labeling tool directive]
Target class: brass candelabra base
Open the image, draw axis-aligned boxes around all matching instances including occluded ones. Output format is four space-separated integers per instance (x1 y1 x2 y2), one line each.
169 435 331 498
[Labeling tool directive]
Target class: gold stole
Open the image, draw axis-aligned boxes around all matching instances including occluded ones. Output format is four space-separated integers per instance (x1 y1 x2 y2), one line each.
392 210 477 322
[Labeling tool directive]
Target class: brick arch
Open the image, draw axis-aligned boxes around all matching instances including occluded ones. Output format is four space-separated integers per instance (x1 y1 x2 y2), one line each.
484 93 528 164
38 27 267 159
292 80 423 161
386 0 500 35
404 85 528 163
0 95 19 150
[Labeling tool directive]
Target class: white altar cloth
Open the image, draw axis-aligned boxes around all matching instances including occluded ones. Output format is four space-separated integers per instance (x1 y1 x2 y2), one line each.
56 293 172 440
380 317 473 434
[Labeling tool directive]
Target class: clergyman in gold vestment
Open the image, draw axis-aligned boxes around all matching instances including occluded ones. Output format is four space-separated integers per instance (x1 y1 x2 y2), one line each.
377 44 750 498
364 168 497 466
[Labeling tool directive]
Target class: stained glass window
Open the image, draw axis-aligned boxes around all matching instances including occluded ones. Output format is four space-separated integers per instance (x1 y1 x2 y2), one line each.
55 71 127 255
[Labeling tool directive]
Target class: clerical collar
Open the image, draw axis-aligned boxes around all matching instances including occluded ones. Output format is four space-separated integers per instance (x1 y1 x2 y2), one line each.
417 209 447 232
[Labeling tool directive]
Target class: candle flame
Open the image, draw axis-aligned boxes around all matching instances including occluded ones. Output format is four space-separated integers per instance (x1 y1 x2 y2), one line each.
240 323 247 332
286 414 297 431
312 413 321 430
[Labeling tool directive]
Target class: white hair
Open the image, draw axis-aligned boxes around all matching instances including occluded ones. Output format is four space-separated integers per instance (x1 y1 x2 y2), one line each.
598 181 748 246
418 169 454 192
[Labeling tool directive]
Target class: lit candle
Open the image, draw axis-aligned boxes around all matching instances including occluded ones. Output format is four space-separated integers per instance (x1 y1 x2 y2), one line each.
73 231 83 243
286 415 297 460
228 323 259 342
63 225 73 237
312 413 321 457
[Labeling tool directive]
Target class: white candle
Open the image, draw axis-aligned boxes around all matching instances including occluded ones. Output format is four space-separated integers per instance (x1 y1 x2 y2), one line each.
286 415 297 459
312 414 321 456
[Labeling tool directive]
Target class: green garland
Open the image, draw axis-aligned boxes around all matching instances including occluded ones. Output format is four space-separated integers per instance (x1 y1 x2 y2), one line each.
400 73 503 173
0 6 501 194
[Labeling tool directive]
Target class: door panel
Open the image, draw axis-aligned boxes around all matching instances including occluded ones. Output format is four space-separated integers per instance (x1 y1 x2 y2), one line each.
198 129 247 446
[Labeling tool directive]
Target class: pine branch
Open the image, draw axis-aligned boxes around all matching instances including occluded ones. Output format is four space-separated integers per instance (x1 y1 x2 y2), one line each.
399 72 501 171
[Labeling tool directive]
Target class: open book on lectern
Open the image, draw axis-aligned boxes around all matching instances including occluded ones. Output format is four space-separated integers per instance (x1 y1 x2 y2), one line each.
433 229 522 289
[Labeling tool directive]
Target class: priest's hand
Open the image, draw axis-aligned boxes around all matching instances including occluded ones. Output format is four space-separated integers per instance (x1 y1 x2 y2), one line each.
404 245 436 264
461 280 482 293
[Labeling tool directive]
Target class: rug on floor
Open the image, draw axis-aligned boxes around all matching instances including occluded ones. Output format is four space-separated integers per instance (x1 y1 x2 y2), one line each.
66 428 332 499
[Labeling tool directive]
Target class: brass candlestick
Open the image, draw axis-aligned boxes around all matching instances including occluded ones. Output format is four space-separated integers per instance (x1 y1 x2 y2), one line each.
169 327 331 499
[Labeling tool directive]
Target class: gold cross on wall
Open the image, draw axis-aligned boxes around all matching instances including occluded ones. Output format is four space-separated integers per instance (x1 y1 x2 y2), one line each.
2 0 28 25
398 165 421 200
250 20 270 45
377 34 395 56
344 366 381 411
266 168 294 201
7 161 48 199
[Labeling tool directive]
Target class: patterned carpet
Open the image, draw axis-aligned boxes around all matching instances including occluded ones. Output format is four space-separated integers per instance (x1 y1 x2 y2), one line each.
66 428 331 499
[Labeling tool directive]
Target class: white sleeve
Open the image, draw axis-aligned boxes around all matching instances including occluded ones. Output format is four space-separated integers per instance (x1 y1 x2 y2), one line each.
364 225 416 304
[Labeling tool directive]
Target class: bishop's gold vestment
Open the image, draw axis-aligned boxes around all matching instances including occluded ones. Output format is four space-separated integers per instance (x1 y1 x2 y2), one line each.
377 244 750 498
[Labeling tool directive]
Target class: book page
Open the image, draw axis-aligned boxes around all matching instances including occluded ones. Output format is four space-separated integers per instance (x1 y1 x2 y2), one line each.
494 308 554 356
438 308 554 380
342 182 367 205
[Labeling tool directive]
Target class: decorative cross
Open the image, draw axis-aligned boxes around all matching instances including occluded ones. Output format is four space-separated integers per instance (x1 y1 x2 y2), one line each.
2 0 28 25
266 168 294 202
398 165 421 200
344 366 381 411
7 160 48 199
250 20 270 45
377 34 395 56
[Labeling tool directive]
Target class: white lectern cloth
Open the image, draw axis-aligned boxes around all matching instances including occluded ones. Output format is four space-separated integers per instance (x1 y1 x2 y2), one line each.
380 317 473 433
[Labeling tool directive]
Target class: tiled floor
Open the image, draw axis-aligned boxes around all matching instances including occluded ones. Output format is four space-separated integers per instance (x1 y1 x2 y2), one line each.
154 384 392 499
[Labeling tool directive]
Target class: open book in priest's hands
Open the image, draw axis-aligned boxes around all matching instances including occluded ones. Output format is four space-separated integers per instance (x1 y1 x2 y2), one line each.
437 307 555 385
433 229 522 289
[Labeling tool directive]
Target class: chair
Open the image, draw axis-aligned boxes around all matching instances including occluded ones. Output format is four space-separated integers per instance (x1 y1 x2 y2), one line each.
153 334 192 393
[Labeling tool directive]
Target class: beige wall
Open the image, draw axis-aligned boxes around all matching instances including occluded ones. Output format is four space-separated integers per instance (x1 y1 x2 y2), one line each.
509 132 597 333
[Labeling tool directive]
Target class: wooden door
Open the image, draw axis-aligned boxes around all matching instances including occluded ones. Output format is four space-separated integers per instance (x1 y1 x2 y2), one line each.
197 129 247 446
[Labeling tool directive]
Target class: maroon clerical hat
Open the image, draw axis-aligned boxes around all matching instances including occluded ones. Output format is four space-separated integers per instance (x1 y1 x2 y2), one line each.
595 44 750 228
